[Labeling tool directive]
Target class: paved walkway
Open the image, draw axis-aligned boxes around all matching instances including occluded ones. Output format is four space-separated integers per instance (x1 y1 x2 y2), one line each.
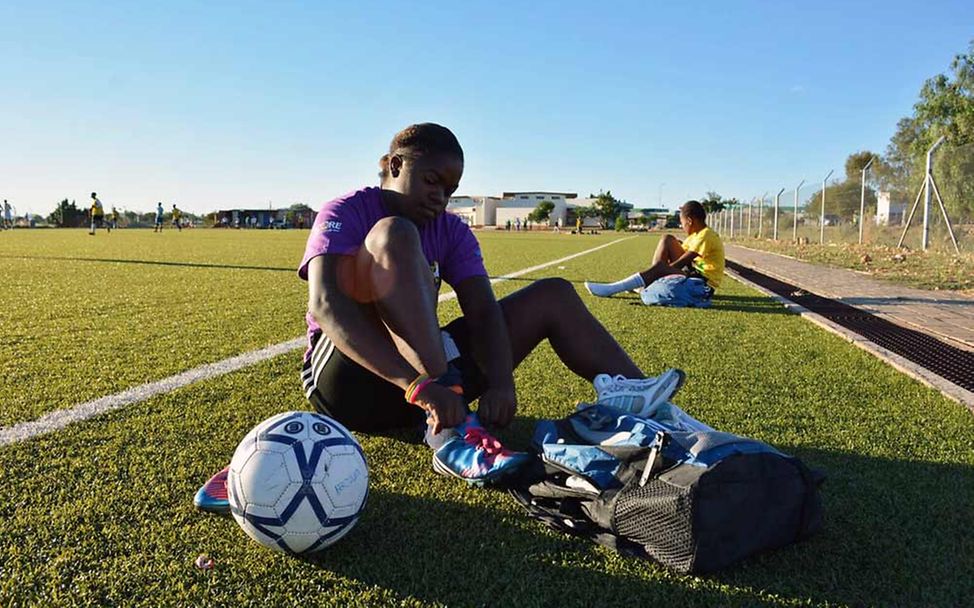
726 244 974 352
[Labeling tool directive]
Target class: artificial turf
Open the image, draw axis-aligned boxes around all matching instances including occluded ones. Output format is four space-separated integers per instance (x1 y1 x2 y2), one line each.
1 229 972 607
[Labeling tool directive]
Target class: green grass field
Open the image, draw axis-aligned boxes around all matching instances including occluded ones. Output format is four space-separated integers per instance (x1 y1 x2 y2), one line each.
2 228 972 607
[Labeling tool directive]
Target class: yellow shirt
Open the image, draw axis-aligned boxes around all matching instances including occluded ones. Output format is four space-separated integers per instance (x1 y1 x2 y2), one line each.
172 208 182 220
91 199 104 217
682 226 724 289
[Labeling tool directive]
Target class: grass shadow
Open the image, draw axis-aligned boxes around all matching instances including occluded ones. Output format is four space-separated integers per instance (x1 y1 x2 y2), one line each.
0 253 293 272
305 439 971 607
713 446 974 607
304 489 782 607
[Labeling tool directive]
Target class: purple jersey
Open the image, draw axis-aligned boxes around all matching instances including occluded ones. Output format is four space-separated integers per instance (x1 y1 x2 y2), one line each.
298 186 487 361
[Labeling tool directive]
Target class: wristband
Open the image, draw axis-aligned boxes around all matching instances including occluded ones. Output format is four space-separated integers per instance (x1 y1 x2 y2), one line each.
404 374 430 404
405 369 465 406
407 378 436 405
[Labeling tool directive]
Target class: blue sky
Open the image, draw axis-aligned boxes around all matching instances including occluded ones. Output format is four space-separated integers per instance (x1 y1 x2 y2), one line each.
3 0 973 216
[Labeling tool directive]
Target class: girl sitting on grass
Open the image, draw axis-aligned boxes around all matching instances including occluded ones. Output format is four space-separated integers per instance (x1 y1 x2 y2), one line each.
195 123 680 511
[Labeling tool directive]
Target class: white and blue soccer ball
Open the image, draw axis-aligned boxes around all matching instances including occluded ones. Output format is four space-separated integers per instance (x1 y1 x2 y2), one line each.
227 411 369 555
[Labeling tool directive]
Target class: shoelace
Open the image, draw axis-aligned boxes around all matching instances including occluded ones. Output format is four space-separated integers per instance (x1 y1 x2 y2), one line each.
602 374 660 393
464 427 508 456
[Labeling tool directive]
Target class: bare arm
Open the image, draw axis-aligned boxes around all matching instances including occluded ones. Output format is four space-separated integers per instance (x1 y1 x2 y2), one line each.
306 254 416 390
670 249 699 270
454 275 517 427
455 275 514 387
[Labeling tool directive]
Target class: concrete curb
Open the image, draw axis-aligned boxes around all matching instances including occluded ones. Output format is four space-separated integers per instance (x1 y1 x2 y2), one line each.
726 267 974 412
726 244 974 352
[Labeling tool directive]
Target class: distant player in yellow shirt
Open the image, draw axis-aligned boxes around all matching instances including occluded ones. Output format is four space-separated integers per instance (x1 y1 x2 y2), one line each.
171 204 183 232
585 200 724 299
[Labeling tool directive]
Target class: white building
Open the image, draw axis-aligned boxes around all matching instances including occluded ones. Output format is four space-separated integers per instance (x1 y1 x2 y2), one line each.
448 190 636 229
497 192 578 227
449 192 581 228
876 191 905 226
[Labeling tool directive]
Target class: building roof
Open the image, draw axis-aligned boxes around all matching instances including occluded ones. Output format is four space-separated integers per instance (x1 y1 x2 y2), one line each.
502 192 578 199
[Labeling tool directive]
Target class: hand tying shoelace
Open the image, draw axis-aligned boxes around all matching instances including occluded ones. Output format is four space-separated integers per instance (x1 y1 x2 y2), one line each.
463 426 509 456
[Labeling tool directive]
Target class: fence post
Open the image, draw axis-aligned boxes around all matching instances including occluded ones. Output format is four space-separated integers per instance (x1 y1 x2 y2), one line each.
747 198 754 238
922 135 946 251
859 157 874 245
773 188 784 240
820 169 833 244
793 180 805 242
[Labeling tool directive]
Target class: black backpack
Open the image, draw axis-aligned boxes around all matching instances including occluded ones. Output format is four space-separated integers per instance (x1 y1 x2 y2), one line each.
508 403 824 574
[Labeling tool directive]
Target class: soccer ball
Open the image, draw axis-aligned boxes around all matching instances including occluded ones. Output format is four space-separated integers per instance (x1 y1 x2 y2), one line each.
227 411 369 554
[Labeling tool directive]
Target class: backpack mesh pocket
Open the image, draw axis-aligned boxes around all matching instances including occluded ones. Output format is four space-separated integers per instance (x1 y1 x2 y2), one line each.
612 477 696 572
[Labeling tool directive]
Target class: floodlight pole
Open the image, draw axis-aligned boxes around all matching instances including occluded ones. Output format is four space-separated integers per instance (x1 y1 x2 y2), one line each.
819 169 833 244
858 157 874 245
922 135 946 251
773 188 785 240
792 179 805 242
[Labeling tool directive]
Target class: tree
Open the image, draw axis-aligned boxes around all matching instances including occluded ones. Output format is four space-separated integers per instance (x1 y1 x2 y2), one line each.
878 39 974 220
844 150 877 180
803 151 880 221
700 191 726 213
803 181 877 221
588 190 626 227
47 199 86 227
286 203 312 226
614 215 628 231
527 200 555 224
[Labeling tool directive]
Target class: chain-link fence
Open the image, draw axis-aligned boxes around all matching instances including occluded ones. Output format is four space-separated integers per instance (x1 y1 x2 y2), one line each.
719 141 973 254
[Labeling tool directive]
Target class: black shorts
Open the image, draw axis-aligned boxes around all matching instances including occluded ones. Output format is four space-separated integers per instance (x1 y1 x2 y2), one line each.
299 316 487 433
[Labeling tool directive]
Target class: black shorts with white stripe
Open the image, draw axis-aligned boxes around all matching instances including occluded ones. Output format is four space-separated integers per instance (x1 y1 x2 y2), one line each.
300 318 487 433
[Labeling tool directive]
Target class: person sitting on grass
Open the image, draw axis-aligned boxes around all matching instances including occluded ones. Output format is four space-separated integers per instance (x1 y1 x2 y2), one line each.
194 123 685 513
584 200 724 302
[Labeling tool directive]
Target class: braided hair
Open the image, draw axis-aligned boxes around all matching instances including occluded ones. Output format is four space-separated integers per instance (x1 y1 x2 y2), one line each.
379 123 464 179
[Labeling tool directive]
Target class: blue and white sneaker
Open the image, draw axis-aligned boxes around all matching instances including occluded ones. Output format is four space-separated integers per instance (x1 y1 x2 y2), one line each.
431 414 531 486
193 466 230 514
593 369 687 418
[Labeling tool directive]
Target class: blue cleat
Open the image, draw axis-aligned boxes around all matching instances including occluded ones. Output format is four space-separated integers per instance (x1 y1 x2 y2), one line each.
432 414 532 486
193 466 230 514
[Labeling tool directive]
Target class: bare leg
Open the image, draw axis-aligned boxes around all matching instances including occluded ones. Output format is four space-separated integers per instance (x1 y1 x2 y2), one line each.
498 278 643 381
639 260 682 286
652 234 685 265
348 217 447 377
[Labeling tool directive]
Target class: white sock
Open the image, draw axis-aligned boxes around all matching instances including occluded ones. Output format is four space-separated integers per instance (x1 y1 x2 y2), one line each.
585 273 645 297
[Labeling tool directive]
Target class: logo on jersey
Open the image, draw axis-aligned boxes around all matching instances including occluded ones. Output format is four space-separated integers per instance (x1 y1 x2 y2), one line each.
322 220 343 233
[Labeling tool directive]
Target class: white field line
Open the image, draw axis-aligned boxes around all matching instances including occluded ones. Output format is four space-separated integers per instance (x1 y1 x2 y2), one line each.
0 237 633 447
